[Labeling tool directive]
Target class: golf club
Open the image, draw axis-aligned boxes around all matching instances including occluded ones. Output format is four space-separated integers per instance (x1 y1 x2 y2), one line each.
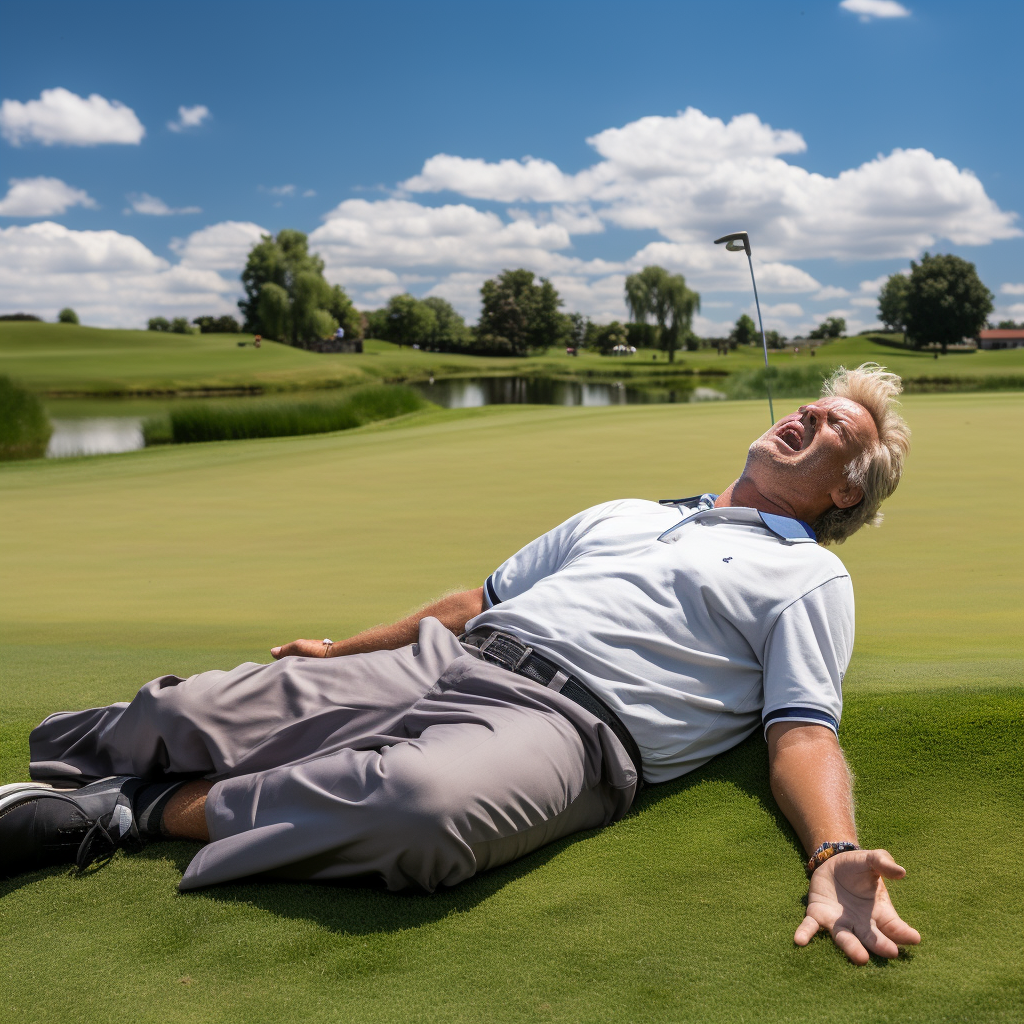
714 231 774 425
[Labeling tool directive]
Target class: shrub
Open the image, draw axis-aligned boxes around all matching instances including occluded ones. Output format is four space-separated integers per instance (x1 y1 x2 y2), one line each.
148 317 171 332
193 315 241 333
157 385 428 445
725 365 831 401
170 317 192 334
57 307 79 324
0 313 42 322
0 375 52 461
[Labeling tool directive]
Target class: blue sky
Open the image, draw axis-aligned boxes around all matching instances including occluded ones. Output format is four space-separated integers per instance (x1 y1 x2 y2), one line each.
1 0 1021 334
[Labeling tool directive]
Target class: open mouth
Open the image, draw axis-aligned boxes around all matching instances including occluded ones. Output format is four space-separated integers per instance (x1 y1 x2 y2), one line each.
777 423 803 451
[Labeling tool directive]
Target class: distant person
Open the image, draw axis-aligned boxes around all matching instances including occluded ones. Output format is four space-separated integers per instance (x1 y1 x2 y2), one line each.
1 365 919 966
253 335 261 349
334 327 345 341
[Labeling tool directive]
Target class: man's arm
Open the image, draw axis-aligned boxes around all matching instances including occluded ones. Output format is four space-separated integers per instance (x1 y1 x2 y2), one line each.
270 587 485 660
768 721 921 964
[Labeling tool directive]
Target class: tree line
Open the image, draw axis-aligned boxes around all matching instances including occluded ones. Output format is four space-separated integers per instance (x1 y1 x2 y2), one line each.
169 229 1004 356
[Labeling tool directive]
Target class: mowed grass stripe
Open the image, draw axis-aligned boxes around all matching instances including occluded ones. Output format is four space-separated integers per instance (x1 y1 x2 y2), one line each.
1 393 1021 1023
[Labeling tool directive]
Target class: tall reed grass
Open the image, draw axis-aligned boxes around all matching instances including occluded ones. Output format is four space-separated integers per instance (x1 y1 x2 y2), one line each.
0 375 52 460
144 385 428 446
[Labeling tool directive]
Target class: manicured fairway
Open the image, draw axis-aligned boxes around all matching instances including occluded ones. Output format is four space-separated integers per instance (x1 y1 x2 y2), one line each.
1 394 1021 1023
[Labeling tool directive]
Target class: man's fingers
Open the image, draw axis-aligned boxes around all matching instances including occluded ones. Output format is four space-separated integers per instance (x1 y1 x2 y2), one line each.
879 915 921 947
832 926 870 966
793 914 821 947
865 848 907 880
270 640 325 660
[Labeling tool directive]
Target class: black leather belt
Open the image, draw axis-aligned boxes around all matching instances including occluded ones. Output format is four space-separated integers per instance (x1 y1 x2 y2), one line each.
460 628 645 789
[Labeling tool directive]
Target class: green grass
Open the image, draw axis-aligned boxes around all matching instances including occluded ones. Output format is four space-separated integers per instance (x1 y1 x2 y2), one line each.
3 321 1022 397
1 394 1021 1023
0 374 51 459
145 385 428 444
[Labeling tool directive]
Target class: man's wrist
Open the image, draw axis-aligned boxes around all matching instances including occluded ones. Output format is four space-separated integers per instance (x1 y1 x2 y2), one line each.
806 840 860 876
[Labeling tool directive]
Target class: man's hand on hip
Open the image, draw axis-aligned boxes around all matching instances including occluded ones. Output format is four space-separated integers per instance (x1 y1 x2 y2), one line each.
796 848 921 964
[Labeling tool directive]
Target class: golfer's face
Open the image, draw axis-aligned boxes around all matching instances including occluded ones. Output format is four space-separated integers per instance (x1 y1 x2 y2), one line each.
748 397 878 511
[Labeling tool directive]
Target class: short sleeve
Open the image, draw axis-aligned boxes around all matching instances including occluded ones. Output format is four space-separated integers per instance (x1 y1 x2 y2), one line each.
761 575 854 737
482 503 612 608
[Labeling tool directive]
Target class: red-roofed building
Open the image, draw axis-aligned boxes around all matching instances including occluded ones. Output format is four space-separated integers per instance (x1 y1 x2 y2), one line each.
977 329 1024 350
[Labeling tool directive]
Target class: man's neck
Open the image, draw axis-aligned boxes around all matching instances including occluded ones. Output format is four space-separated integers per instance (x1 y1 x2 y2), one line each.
715 477 801 520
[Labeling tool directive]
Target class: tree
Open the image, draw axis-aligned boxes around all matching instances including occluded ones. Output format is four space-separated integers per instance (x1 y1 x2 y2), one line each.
877 273 910 334
170 317 192 334
809 316 846 340
996 319 1023 329
147 317 171 332
477 269 569 356
593 321 628 354
904 253 993 353
730 314 758 347
238 229 361 346
567 312 592 351
421 296 471 350
623 265 700 363
765 330 786 349
383 293 436 348
57 307 79 324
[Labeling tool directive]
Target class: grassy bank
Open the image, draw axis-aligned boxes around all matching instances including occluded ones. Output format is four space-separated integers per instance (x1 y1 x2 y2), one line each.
143 385 428 444
3 321 1022 398
1 393 1020 1022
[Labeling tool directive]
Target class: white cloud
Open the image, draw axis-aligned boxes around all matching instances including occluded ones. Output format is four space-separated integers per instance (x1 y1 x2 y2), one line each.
0 87 144 146
170 220 268 270
401 108 1018 263
0 221 247 326
167 105 210 132
269 185 296 196
850 296 879 307
840 0 911 22
0 177 97 217
125 193 202 216
814 285 850 300
303 189 317 198
759 302 805 318
1000 282 1024 295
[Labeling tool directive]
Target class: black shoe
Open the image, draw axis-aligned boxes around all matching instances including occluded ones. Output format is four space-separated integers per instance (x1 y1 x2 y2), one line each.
0 776 147 877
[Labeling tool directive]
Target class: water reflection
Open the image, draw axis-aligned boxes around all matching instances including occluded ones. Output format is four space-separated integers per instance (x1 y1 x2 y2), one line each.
46 418 146 458
413 376 711 408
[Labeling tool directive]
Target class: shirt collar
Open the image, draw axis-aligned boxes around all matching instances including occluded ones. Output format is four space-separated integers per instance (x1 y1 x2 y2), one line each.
657 493 817 544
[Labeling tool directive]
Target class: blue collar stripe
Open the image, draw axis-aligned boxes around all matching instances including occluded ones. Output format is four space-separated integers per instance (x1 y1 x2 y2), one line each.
757 511 817 541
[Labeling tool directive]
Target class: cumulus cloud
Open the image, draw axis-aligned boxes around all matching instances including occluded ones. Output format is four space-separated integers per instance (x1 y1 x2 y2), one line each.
0 177 97 217
1000 282 1024 295
814 285 850 300
268 185 296 196
0 87 144 146
169 220 269 270
840 0 911 22
124 193 202 216
167 105 210 132
0 221 246 326
401 108 1018 261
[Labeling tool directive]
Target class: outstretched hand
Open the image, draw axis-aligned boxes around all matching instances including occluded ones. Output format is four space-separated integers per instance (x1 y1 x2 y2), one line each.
795 849 920 964
271 639 330 659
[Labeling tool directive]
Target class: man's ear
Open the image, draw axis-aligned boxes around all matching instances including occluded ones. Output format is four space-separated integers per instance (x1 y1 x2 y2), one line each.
830 478 864 510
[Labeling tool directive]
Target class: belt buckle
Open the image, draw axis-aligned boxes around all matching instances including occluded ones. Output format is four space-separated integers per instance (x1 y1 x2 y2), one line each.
477 631 533 673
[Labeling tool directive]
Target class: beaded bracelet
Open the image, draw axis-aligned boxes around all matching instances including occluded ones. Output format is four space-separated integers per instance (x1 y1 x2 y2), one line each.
806 840 860 876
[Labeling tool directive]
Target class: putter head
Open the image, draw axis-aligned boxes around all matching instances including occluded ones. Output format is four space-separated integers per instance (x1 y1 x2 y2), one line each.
714 231 751 256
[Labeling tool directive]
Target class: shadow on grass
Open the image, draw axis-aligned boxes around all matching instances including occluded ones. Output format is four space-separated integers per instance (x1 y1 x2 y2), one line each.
167 731 803 938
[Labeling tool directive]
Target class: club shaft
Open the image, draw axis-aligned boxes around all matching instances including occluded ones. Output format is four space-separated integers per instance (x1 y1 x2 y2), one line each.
746 251 775 425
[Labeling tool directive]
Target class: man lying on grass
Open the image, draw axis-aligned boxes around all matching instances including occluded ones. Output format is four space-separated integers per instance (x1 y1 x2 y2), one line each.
2 363 919 965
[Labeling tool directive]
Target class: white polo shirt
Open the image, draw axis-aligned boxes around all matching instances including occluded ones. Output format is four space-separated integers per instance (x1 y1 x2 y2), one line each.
465 496 854 783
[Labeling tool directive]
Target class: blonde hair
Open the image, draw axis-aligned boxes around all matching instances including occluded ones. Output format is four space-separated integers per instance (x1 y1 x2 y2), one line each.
813 363 911 546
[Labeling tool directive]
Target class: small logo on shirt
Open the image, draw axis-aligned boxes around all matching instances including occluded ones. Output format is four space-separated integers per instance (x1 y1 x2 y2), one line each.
722 557 733 563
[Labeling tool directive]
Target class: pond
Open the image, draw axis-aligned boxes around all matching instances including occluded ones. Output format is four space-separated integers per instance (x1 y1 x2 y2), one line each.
42 378 728 458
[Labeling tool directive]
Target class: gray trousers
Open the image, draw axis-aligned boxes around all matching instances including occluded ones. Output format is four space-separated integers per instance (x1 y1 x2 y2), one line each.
29 619 637 892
